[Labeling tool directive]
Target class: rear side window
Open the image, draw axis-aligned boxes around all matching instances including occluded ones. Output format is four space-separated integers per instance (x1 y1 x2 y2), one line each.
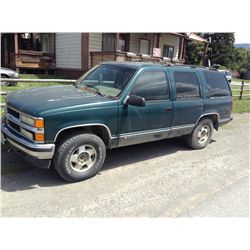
131 70 169 101
174 71 200 99
204 71 231 97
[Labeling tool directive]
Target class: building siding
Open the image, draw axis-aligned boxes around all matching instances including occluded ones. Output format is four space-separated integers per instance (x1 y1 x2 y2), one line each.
88 33 102 67
56 33 81 69
89 33 102 52
160 34 180 59
129 33 154 54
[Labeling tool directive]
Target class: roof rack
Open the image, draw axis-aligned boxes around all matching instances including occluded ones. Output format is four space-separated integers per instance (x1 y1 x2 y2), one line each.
164 64 218 71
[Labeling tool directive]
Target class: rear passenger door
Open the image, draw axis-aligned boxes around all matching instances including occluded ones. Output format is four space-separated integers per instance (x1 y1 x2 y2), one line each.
169 69 203 128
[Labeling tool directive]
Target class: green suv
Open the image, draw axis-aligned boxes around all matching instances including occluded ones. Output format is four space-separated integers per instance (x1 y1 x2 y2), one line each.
2 62 233 182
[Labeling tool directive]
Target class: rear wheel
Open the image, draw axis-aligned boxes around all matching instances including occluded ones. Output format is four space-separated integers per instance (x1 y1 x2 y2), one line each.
53 133 106 182
186 118 213 149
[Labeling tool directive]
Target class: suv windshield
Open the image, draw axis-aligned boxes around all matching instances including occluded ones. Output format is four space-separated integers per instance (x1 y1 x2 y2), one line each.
75 64 136 98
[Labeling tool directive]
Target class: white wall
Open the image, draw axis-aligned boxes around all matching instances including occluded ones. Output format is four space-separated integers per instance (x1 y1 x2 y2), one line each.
56 33 81 69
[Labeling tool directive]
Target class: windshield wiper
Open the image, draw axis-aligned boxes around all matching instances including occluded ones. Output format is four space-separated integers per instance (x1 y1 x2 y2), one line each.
85 84 104 96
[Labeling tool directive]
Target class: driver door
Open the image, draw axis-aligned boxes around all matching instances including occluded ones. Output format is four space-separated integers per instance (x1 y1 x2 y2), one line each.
118 68 173 146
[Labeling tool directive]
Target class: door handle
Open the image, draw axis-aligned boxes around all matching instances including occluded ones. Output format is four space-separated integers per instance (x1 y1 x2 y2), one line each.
165 108 172 112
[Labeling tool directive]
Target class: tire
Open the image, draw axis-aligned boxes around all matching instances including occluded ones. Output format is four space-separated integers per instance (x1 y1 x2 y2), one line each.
186 118 213 149
53 132 106 182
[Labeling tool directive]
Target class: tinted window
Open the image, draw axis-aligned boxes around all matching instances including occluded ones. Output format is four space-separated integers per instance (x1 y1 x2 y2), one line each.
204 71 231 97
131 70 169 101
174 71 200 99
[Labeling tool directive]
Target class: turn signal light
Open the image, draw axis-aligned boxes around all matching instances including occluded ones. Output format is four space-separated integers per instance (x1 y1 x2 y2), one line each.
34 119 44 128
35 133 45 141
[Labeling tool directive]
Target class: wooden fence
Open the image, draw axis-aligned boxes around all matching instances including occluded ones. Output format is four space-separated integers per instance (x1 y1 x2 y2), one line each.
230 81 250 99
1 79 250 107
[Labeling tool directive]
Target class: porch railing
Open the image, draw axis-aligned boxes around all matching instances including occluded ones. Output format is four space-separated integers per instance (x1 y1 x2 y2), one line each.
90 51 185 67
10 49 55 69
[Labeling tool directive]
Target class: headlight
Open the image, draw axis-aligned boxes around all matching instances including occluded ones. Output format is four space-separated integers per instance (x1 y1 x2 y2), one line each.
20 114 34 126
20 114 44 128
20 128 33 141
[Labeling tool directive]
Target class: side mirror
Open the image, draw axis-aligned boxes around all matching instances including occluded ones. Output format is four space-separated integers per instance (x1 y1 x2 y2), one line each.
124 95 146 107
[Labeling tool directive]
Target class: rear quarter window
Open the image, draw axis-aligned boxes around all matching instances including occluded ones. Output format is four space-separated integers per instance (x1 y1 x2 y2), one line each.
204 71 231 97
174 71 201 99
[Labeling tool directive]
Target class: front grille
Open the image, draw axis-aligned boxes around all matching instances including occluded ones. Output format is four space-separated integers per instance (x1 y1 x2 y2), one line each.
8 119 21 133
5 106 43 143
7 106 19 119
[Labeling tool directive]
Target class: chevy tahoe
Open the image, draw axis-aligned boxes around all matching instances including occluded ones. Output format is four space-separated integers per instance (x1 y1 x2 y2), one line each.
2 62 233 182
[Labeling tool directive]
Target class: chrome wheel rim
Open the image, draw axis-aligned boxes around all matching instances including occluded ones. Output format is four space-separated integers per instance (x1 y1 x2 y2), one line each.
70 144 97 173
197 125 210 144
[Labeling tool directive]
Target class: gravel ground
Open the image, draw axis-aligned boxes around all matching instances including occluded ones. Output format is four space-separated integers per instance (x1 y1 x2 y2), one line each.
1 113 249 217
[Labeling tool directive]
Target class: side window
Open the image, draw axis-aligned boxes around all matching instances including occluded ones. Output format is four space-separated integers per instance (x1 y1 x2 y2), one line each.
204 71 231 97
174 71 200 99
131 70 169 101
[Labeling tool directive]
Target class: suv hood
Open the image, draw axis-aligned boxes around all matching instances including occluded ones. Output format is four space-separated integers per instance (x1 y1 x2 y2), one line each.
7 85 111 116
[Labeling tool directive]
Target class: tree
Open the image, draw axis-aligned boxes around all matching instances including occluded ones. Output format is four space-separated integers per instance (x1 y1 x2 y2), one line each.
185 40 204 65
203 33 235 67
185 33 250 78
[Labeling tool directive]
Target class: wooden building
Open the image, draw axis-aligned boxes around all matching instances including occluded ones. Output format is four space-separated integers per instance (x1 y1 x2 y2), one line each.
1 33 207 78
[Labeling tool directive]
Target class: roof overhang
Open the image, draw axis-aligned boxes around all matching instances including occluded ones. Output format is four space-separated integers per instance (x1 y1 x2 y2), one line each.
186 33 208 43
169 32 186 37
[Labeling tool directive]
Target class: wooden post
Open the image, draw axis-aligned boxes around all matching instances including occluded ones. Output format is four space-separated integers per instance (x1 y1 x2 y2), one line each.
178 37 185 60
153 33 160 48
115 33 120 51
239 81 244 100
203 43 208 66
14 33 19 72
3 35 8 66
182 38 186 60
14 33 18 54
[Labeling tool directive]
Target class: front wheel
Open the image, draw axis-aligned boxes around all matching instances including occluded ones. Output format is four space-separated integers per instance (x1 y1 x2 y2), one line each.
186 118 213 149
53 133 106 182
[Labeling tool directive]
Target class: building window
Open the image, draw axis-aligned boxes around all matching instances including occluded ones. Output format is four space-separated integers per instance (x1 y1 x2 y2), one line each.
131 70 169 101
41 34 49 52
163 45 174 58
174 71 201 99
102 33 115 51
119 34 128 52
139 39 150 55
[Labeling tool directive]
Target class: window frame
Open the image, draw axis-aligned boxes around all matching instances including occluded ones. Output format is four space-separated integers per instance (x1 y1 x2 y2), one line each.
130 69 170 102
173 70 202 100
163 45 174 59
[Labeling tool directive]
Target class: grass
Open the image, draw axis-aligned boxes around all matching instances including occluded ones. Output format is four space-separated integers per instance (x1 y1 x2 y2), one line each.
233 96 250 113
1 74 67 92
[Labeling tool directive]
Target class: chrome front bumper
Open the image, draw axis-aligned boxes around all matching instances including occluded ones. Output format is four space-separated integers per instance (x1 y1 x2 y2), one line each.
2 125 55 160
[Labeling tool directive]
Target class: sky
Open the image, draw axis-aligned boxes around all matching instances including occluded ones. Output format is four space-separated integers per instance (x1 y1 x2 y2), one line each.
234 32 250 44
